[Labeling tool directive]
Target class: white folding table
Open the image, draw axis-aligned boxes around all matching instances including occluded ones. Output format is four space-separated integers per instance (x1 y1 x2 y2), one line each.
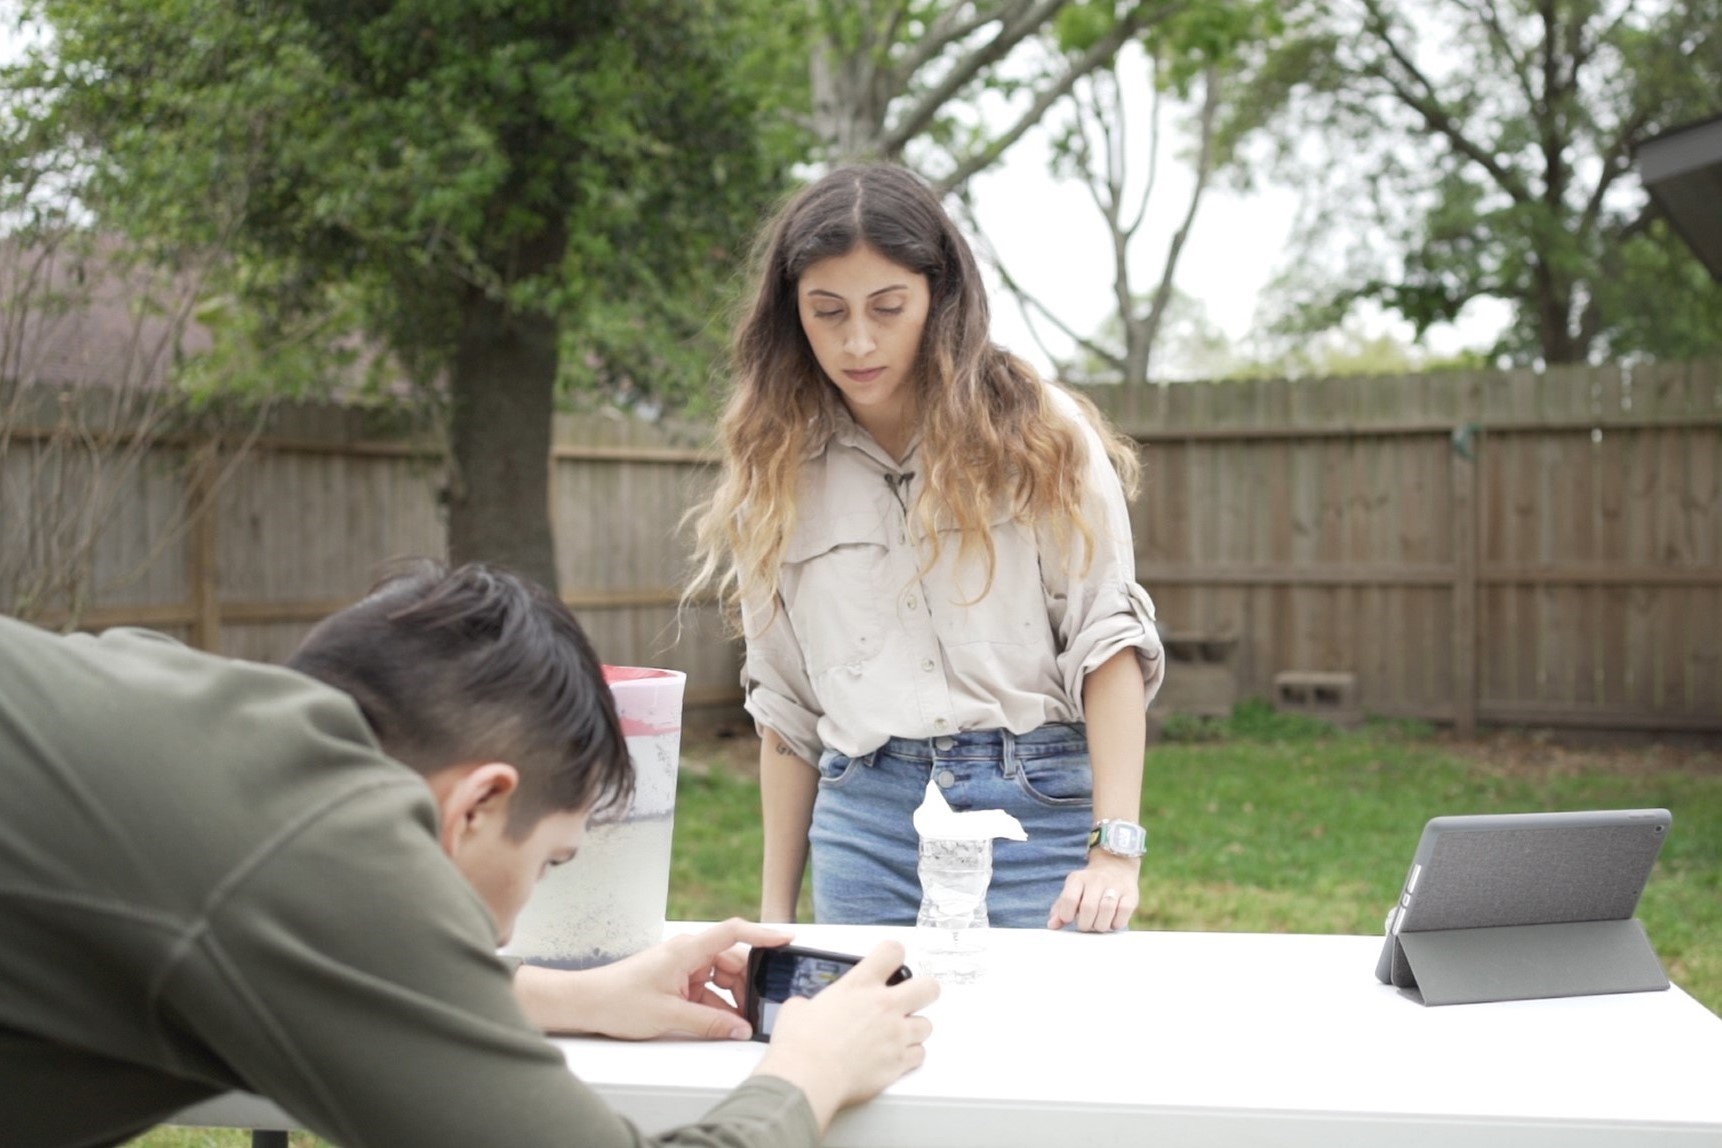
174 922 1722 1146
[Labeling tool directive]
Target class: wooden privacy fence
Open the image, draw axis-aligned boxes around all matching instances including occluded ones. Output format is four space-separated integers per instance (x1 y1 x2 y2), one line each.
2 359 1719 734
1089 359 1722 735
0 394 743 710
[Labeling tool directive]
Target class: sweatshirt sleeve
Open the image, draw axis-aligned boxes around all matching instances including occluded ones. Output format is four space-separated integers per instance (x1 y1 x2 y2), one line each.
1042 400 1166 711
157 779 820 1148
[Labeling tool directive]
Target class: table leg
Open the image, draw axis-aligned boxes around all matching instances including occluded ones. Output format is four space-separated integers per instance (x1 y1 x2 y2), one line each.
252 1132 289 1148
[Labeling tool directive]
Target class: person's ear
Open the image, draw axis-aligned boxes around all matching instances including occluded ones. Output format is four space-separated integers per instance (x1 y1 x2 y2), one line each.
435 762 521 859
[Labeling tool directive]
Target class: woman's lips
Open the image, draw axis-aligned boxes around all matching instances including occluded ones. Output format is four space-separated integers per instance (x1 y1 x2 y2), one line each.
844 367 885 382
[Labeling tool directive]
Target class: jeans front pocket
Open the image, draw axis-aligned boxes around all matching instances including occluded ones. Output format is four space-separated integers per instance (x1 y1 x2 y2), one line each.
816 748 869 788
1012 750 1094 809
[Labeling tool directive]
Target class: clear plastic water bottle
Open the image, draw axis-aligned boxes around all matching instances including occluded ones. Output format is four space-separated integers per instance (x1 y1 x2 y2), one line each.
916 836 993 983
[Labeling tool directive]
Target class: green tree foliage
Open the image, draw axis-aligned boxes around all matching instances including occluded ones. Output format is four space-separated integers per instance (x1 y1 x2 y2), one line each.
7 0 794 589
1237 0 1722 366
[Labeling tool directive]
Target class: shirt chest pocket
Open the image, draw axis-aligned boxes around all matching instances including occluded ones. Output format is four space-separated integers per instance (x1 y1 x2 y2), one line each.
781 512 890 675
929 513 1048 649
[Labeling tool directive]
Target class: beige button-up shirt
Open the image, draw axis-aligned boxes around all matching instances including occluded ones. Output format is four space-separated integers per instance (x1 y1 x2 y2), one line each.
742 384 1165 763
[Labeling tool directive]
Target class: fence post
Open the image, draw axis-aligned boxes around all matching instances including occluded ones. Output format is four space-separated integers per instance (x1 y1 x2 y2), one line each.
187 442 222 653
1450 424 1478 739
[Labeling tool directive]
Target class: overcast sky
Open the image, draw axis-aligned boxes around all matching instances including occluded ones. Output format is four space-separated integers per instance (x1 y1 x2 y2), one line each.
966 125 1300 376
957 44 1510 379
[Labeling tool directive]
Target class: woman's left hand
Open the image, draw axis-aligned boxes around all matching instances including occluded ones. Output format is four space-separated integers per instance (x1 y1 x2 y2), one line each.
1046 852 1141 932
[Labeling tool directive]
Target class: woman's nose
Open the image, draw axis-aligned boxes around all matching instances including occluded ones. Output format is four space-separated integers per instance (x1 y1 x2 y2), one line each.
843 320 876 356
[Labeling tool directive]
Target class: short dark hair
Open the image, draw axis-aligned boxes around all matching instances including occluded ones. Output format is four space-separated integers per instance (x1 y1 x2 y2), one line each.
287 560 632 837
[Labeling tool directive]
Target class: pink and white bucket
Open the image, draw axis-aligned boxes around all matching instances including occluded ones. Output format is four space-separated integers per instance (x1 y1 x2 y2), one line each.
506 666 685 968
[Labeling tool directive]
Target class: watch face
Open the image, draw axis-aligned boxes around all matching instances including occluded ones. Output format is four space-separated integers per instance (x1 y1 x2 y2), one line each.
1106 822 1146 855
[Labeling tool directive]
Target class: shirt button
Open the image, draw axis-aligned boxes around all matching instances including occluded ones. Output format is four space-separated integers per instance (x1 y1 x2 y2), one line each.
936 769 956 789
920 658 935 673
933 717 949 731
905 595 918 611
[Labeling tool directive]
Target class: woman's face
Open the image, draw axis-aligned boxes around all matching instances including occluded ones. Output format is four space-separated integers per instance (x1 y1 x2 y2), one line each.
797 243 930 441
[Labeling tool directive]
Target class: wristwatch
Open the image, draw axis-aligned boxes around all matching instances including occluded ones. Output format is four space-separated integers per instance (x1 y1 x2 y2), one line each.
1088 818 1148 859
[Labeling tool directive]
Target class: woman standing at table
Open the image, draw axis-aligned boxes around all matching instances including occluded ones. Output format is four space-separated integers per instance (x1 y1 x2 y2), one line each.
687 163 1164 933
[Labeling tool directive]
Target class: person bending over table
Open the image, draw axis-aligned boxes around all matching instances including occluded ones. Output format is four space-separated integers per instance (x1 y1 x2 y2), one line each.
0 560 937 1148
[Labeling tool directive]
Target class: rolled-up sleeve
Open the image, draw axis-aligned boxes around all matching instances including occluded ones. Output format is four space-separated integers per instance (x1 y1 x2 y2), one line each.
740 593 824 763
1043 409 1166 711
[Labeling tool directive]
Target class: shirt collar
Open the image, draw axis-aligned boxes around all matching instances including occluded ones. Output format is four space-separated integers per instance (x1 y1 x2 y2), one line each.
826 403 921 471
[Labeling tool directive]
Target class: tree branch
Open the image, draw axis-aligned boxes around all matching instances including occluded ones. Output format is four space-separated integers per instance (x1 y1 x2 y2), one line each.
1578 106 1649 238
1089 72 1135 331
882 0 1066 156
898 1 1030 79
1357 0 1533 203
871 0 915 95
1458 0 1536 109
1093 70 1127 229
1138 66 1221 362
1070 78 1113 222
1125 57 1158 239
990 248 1124 371
1574 2 1632 73
1611 199 1657 246
933 2 1158 192
1537 0 1567 211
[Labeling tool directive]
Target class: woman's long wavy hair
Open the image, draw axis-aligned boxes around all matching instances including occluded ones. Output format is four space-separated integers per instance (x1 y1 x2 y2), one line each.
686 163 1140 622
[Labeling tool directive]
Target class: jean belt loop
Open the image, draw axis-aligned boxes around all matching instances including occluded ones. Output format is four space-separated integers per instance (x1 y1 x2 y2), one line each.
1000 727 1020 780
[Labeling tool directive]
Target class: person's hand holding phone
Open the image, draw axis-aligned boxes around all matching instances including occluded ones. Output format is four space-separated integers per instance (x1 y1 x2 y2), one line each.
752 940 939 1134
514 918 792 1040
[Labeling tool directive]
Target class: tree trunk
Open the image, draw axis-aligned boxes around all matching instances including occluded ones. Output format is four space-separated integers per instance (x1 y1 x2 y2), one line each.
446 286 561 595
1123 322 1151 388
1533 261 1584 365
809 23 894 162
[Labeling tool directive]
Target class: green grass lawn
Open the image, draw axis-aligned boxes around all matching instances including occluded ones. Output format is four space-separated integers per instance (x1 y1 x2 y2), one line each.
130 706 1722 1146
668 703 1722 1011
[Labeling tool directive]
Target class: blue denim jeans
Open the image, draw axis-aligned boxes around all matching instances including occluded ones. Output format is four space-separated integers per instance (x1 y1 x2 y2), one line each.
809 724 1094 928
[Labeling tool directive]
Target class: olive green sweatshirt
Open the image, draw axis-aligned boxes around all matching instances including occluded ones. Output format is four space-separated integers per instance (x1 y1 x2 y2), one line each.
0 616 817 1148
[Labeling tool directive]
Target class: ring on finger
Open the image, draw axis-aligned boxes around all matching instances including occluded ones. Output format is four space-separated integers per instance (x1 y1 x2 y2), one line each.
1100 889 1119 900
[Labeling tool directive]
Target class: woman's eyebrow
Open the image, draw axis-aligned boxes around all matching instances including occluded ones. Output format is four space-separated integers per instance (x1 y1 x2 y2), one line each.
804 283 911 299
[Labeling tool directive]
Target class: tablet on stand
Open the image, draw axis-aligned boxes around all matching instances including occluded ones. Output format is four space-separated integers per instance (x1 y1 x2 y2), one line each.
1374 808 1673 1006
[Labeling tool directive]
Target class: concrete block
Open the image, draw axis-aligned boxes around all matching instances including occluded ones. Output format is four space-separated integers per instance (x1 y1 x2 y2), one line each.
1273 670 1362 728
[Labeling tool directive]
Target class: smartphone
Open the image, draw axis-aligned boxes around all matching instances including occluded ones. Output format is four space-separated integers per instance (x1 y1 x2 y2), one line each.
743 943 913 1043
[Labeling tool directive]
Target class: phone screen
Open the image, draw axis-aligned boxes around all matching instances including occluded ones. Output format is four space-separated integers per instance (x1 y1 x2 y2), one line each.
745 945 910 1042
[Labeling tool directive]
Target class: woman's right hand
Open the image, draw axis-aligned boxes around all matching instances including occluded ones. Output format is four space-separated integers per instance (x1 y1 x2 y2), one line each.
751 940 939 1130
